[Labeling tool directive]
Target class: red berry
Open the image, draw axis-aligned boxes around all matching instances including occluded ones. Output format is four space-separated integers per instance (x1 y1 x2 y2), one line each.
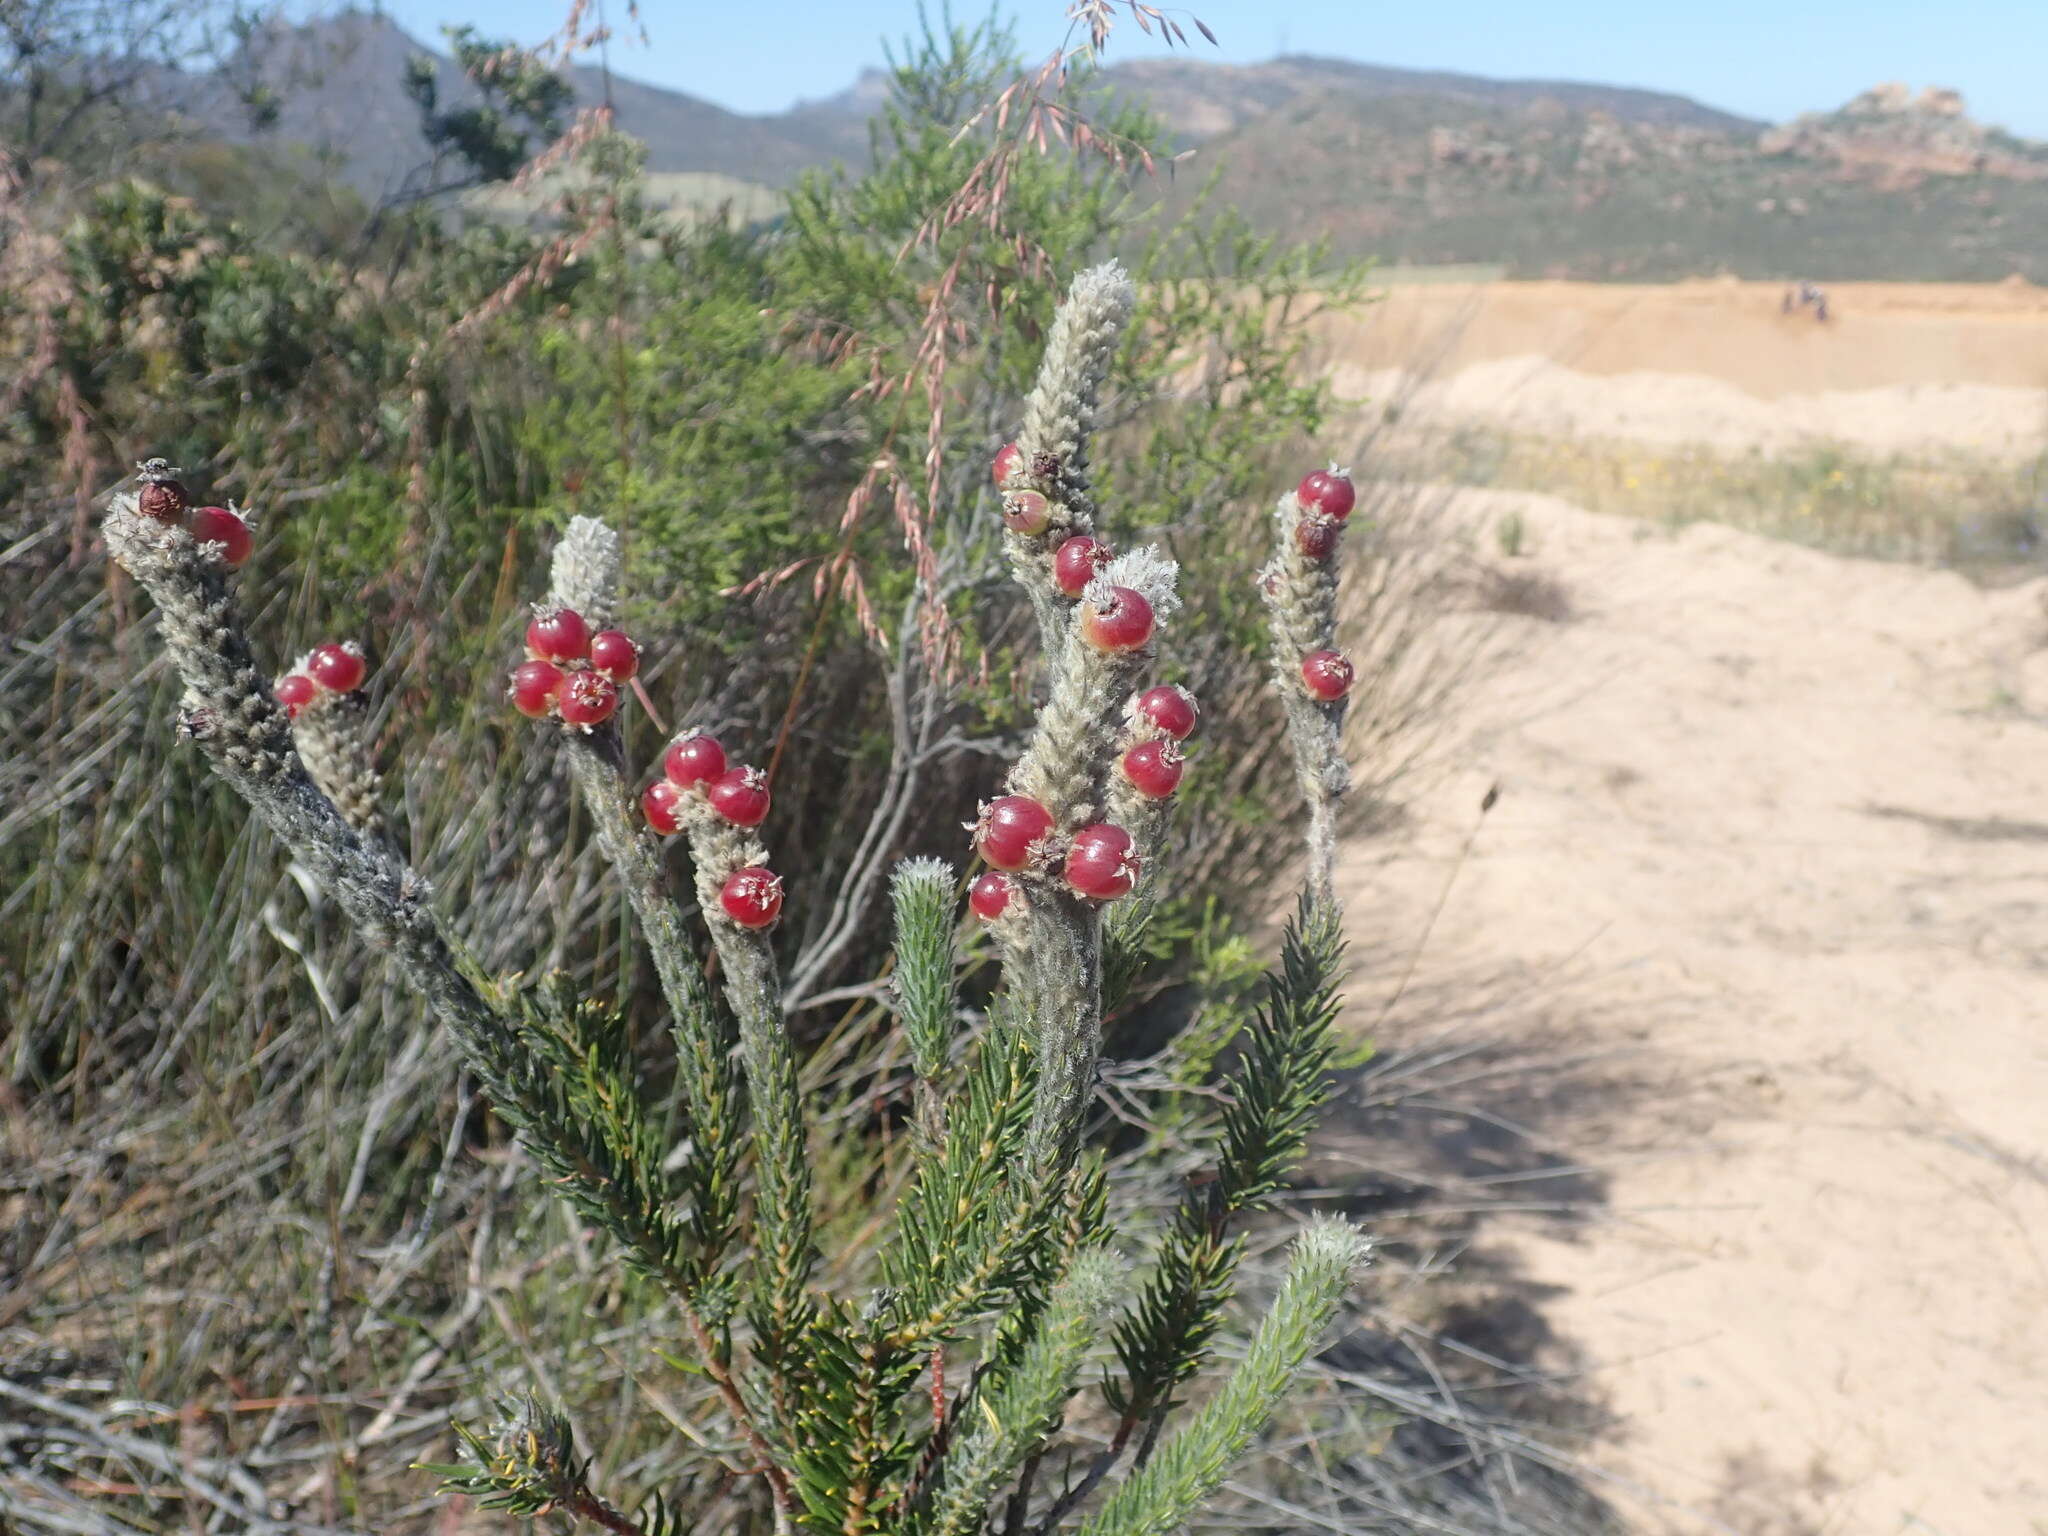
706 766 771 828
559 670 620 728
526 606 590 663
188 505 253 567
1132 685 1198 741
1301 649 1355 702
968 871 1017 921
306 641 366 694
642 779 686 836
992 441 1023 488
1119 739 1185 799
1295 515 1340 561
974 795 1054 872
589 629 640 682
663 733 727 790
720 866 785 929
1064 823 1139 901
510 658 566 718
1002 490 1051 535
275 673 317 718
1297 466 1356 521
1052 535 1111 598
1079 586 1154 654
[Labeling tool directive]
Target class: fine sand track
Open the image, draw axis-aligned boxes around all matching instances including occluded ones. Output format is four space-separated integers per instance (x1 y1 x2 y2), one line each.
1339 488 2048 1534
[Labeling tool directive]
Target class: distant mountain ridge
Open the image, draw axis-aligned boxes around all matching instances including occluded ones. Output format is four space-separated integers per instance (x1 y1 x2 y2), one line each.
172 11 2048 280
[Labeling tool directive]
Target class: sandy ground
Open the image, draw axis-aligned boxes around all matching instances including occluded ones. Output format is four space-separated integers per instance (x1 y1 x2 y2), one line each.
1316 278 2048 396
1338 487 2048 1534
1311 278 2048 462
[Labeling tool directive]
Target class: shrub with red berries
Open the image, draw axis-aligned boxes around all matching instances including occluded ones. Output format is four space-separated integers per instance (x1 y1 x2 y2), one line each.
96 262 1372 1536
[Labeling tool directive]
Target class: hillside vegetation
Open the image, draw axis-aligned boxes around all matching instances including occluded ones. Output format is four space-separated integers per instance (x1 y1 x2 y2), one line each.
139 13 2048 281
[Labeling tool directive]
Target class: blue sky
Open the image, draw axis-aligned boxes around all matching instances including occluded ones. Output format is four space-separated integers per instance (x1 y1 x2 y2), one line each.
362 0 2048 137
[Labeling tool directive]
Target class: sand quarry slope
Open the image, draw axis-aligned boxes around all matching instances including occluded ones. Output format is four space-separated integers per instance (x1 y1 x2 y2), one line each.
1313 278 2048 460
1317 280 2048 1533
1338 488 2048 1533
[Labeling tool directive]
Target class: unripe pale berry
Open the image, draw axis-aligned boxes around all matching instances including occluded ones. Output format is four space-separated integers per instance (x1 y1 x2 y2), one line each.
188 505 253 567
1052 535 1111 598
968 871 1017 921
275 673 317 718
663 733 727 790
1297 466 1356 521
720 866 784 928
526 606 590 664
307 641 366 694
1065 823 1139 901
1002 490 1052 535
974 794 1054 871
1301 649 1355 702
642 779 685 836
589 629 640 682
707 766 771 827
1119 739 1185 799
1132 684 1198 741
1080 585 1155 654
510 658 566 718
559 670 620 728
1295 514 1340 561
992 441 1023 488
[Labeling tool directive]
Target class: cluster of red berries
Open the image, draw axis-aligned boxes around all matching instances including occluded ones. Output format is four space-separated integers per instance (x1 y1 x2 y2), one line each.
993 442 1156 655
640 732 783 928
133 461 256 569
1292 464 1356 563
275 642 367 718
968 683 1200 921
509 606 643 732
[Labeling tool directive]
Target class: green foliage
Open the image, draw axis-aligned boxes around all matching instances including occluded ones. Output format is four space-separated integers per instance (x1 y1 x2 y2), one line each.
1074 1220 1368 1536
892 856 961 1084
405 27 574 187
1107 894 1346 1427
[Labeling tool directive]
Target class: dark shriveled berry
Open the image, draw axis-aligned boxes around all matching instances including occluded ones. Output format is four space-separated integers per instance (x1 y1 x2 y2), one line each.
1295 514 1340 561
135 459 189 523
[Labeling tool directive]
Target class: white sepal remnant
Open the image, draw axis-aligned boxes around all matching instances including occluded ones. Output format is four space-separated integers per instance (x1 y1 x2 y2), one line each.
1086 545 1182 627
